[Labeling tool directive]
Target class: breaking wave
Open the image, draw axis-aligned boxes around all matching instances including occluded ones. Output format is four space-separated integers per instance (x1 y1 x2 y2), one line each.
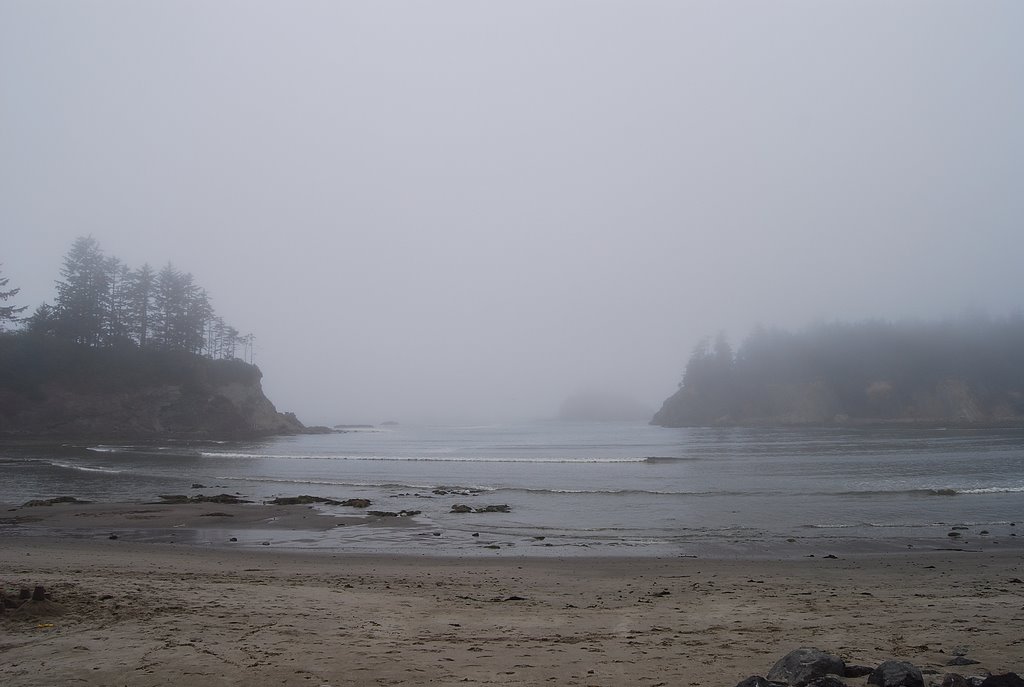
49 461 124 474
201 452 649 463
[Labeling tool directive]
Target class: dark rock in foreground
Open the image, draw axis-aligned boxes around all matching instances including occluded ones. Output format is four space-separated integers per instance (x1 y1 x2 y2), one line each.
980 675 1024 687
767 647 846 687
941 675 970 687
736 678 784 687
867 661 923 687
948 657 981 666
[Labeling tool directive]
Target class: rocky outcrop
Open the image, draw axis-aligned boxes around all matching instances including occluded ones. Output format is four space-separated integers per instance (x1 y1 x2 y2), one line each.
0 341 305 439
734 649 1022 687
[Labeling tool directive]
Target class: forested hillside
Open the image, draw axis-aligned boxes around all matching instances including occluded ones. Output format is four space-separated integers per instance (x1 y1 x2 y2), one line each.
652 318 1024 427
0 238 305 438
21 236 253 360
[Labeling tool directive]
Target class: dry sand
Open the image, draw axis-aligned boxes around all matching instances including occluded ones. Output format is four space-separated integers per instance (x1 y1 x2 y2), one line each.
1 506 1022 686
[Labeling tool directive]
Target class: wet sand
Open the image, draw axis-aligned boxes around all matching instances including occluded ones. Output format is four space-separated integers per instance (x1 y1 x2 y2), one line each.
1 508 1022 686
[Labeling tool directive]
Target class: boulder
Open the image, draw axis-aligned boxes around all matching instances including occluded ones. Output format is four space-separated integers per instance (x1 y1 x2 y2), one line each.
941 675 969 687
845 666 875 678
451 504 473 513
948 657 981 666
341 498 371 508
980 675 1024 687
867 661 923 687
767 648 846 687
735 677 783 687
807 678 847 687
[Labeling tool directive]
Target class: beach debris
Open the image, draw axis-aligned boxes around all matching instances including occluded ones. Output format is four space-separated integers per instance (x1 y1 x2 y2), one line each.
823 554 838 559
199 511 233 517
471 532 479 537
21 496 91 507
767 647 846 687
108 534 118 540
866 660 923 687
190 483 207 489
229 537 238 542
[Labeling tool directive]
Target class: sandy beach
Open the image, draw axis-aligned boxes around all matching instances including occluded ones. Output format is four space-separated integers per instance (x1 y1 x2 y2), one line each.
1 504 1022 686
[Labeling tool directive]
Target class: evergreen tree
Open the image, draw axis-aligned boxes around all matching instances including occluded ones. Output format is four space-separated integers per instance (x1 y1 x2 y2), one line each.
126 264 155 348
24 303 57 337
0 263 26 329
54 236 110 345
104 256 132 345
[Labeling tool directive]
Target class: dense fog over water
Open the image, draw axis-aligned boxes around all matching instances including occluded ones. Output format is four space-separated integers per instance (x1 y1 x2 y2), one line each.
3 2 1023 424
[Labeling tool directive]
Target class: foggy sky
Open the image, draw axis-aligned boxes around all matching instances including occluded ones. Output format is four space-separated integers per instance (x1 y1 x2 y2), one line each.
2 2 1023 425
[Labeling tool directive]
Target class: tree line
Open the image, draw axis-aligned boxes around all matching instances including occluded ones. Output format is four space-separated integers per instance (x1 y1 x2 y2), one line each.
652 316 1024 426
2 237 253 362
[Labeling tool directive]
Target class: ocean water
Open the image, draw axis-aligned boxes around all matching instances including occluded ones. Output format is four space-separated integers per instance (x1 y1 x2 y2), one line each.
2 422 1022 556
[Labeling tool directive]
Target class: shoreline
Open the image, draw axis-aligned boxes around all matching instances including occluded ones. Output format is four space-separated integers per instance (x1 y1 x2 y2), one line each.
2 535 1022 686
4 499 1022 561
4 499 1021 560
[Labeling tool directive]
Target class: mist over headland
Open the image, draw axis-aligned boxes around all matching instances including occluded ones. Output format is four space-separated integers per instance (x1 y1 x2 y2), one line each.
3 2 1023 424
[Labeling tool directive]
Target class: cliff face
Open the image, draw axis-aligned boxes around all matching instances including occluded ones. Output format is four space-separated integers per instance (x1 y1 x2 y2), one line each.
0 336 305 439
651 376 1024 428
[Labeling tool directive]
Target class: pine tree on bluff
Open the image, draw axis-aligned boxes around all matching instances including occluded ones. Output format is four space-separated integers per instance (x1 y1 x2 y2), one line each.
0 263 27 329
54 236 110 345
32 236 251 360
126 263 155 348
